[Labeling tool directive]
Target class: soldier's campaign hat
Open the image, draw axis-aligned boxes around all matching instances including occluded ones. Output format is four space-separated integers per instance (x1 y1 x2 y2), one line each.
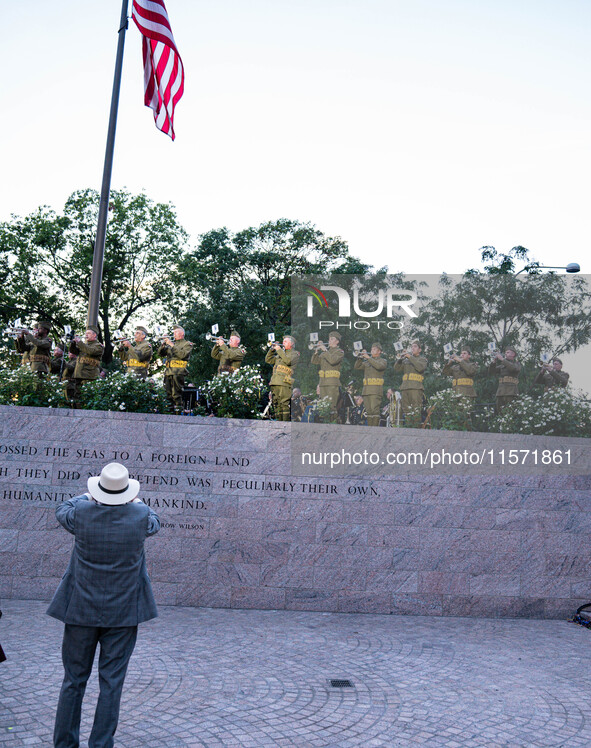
87 462 140 506
461 344 472 354
172 324 184 331
371 341 383 351
328 331 342 341
135 326 149 336
411 339 421 348
552 357 563 364
37 321 52 331
505 346 517 355
230 330 241 338
87 325 99 335
283 334 296 344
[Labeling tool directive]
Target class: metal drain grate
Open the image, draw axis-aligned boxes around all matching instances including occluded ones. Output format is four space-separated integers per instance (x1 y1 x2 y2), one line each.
329 679 354 688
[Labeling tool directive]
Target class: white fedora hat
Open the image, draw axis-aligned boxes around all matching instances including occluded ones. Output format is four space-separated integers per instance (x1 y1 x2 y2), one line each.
87 463 140 505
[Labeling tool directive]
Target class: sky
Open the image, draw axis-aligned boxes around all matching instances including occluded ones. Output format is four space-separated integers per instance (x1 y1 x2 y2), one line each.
2 0 590 275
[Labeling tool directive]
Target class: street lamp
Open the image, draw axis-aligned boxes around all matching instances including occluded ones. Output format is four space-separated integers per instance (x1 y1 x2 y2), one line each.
515 263 581 275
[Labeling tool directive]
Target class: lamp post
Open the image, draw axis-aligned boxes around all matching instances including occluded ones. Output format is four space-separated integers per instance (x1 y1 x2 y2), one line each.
515 263 580 275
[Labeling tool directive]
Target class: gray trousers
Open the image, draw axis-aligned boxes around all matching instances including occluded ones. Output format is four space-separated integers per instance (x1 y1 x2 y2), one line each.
54 624 138 748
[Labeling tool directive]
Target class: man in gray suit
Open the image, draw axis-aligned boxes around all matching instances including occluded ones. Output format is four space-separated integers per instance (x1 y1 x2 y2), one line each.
48 463 160 748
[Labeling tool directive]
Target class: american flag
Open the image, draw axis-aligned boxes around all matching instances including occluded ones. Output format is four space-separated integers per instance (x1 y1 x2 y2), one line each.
131 0 184 140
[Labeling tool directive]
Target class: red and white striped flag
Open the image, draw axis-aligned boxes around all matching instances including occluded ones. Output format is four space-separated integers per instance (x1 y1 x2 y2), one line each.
131 0 184 140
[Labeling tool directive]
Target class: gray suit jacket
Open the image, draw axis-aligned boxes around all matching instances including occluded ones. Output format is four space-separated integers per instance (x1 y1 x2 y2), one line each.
47 494 160 626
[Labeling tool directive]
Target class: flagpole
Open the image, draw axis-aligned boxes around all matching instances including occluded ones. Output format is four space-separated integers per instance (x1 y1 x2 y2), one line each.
87 0 130 330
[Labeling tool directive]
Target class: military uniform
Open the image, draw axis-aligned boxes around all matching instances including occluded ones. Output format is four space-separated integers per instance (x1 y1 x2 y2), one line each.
354 352 387 427
265 344 300 421
534 365 569 392
158 334 193 412
70 335 104 404
211 342 245 374
120 338 152 380
394 352 428 427
15 341 30 368
311 340 344 421
16 331 52 376
488 355 521 412
51 353 66 377
442 358 479 399
350 402 367 426
60 357 77 404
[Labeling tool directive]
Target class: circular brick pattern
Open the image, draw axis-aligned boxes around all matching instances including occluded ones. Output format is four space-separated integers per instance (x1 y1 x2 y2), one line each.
1 601 591 746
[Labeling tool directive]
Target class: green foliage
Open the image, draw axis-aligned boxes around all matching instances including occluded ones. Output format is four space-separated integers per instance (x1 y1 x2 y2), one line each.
182 219 370 384
417 248 591 403
0 189 191 362
493 388 591 437
468 245 533 275
425 272 590 364
201 365 266 418
0 368 67 408
79 372 169 413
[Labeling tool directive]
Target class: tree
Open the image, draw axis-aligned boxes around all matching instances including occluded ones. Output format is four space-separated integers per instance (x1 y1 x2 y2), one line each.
0 207 71 328
417 246 591 404
0 189 190 362
180 218 371 382
468 245 534 275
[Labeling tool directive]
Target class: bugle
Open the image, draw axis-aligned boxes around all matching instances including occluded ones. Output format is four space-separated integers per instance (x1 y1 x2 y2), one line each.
261 340 284 352
263 333 281 349
112 330 132 344
352 340 366 358
3 326 34 339
393 341 407 359
3 319 34 339
154 325 174 341
205 332 230 344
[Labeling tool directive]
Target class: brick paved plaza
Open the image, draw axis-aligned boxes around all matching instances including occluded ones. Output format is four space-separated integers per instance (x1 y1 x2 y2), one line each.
1 600 591 747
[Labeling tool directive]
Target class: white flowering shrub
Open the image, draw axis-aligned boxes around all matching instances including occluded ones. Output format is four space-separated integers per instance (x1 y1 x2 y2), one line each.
493 387 591 437
201 365 265 418
0 367 67 407
0 340 22 371
80 372 169 413
427 388 476 431
310 395 334 421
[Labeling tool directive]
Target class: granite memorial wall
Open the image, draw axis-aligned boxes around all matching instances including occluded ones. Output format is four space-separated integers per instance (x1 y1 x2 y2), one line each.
1 405 590 619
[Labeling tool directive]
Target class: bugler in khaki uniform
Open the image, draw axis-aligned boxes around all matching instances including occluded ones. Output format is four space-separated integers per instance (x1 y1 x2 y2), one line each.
534 357 569 392
51 347 66 377
158 325 193 412
311 331 344 422
354 342 387 427
265 335 300 421
394 340 427 427
211 331 245 374
488 346 521 412
442 346 478 400
119 326 152 380
70 326 104 406
16 321 52 377
15 323 36 367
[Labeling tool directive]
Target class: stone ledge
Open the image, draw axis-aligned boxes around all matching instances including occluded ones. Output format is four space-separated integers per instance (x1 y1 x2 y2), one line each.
1 406 589 619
